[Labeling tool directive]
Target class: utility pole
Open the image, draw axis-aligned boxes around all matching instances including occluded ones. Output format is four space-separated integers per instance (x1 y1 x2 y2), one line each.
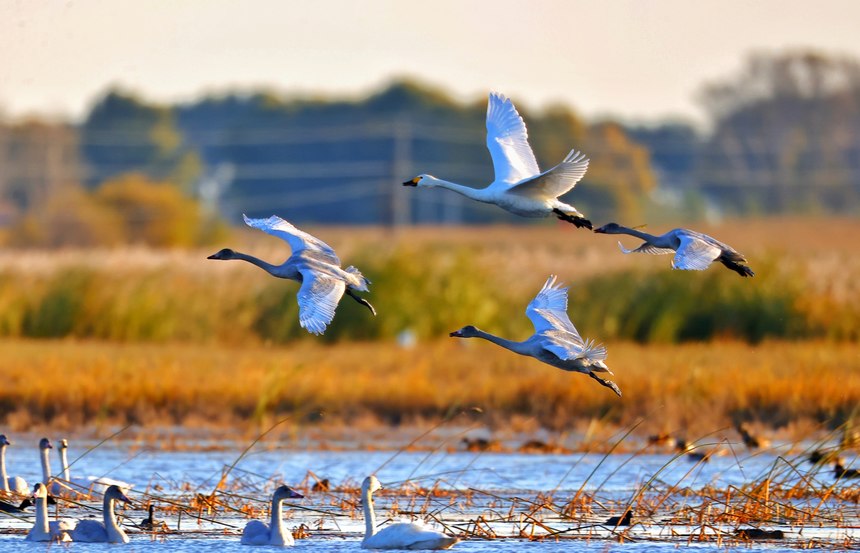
390 117 412 227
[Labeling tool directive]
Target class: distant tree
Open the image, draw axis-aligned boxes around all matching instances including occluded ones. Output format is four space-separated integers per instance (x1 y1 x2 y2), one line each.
697 50 860 213
81 90 202 192
5 185 121 248
95 173 223 247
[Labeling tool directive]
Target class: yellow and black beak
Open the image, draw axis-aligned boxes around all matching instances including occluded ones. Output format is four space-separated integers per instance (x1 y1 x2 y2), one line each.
402 177 419 187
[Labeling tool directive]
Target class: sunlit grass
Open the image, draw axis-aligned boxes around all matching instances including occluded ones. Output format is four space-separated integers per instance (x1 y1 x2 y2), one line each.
1 338 856 438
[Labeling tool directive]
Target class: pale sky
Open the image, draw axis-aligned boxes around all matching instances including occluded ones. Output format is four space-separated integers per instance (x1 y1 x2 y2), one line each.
2 0 860 125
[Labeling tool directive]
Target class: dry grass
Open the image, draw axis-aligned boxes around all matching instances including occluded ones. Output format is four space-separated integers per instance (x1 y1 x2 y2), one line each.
1 338 857 439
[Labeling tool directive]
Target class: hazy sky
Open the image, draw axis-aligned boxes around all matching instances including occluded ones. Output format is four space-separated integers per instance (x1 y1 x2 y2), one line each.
2 0 860 124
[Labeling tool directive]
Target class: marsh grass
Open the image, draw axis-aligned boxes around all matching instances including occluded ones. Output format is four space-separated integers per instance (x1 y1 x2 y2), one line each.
0 217 857 344
0 338 857 436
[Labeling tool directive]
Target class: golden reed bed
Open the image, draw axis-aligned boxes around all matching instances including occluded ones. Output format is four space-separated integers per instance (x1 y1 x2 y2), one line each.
1 338 857 440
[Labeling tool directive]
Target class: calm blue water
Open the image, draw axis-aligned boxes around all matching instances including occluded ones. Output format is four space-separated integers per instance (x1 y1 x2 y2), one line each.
0 439 855 551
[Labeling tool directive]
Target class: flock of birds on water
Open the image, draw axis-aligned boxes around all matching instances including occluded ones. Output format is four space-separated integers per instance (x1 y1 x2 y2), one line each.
14 91 849 550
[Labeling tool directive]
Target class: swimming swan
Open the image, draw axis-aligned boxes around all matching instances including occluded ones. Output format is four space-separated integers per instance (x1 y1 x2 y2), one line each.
594 223 754 277
208 214 375 335
0 435 28 495
240 485 304 546
69 484 132 543
361 475 459 550
404 92 593 229
449 275 621 397
25 483 73 542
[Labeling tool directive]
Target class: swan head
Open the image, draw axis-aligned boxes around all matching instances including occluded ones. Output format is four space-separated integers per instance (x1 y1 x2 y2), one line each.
32 483 48 500
273 485 304 500
403 174 436 187
105 485 132 505
449 325 480 338
59 439 68 450
361 475 382 495
0 435 10 446
593 223 622 234
39 437 52 450
207 248 237 260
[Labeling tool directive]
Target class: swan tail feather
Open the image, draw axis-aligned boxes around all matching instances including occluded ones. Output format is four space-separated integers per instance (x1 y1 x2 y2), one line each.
345 266 371 290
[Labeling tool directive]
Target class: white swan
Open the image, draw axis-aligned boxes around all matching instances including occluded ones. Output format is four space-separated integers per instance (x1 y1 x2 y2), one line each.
69 484 132 543
0 435 28 495
25 483 73 542
361 475 459 550
38 438 57 493
449 275 621 397
240 485 304 546
208 214 376 335
404 92 592 229
594 223 755 277
56 438 134 495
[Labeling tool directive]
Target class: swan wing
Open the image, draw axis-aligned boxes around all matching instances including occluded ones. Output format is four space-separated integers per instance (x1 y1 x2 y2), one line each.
508 150 589 199
363 522 456 550
240 520 270 545
297 270 346 335
526 275 579 335
673 234 721 271
244 214 340 265
70 519 107 542
543 331 607 362
485 92 540 186
618 241 675 255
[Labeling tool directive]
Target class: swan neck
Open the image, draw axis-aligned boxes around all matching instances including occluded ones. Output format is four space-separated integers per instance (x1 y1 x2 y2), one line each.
616 226 660 243
60 448 70 482
35 495 49 535
232 251 281 275
270 496 285 543
0 445 7 491
104 496 126 542
362 487 376 540
40 448 51 484
429 178 485 201
473 330 529 354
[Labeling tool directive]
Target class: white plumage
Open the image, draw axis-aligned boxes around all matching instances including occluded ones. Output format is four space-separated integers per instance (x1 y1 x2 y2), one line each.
404 92 593 229
25 483 73 542
208 214 375 335
68 484 132 543
240 485 304 546
450 275 621 396
0 435 28 495
594 223 755 277
361 475 459 550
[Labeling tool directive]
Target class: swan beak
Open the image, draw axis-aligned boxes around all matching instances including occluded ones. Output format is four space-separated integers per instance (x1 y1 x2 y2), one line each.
449 330 462 337
402 177 419 187
206 253 219 259
593 225 608 234
117 491 132 504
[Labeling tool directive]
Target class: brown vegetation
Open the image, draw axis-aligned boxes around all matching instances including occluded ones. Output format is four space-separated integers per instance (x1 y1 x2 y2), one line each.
1 338 856 439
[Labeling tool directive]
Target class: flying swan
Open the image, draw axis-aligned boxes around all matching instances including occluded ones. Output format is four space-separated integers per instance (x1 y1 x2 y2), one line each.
593 223 754 277
240 485 304 546
449 275 621 396
361 475 459 550
208 215 375 335
404 92 593 229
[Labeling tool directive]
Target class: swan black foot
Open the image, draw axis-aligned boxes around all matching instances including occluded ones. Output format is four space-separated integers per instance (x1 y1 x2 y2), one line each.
553 209 592 230
589 372 622 397
346 289 376 316
721 259 755 277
